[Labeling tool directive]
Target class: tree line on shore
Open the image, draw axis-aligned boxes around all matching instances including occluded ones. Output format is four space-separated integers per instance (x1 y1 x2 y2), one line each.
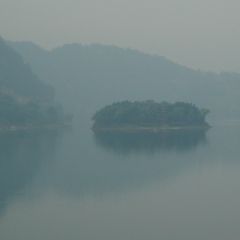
92 100 210 128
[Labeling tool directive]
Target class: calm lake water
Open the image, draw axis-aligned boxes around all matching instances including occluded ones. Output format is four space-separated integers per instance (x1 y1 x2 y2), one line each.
1 120 240 240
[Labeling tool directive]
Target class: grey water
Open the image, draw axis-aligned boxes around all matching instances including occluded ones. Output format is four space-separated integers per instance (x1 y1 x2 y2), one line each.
1 120 240 240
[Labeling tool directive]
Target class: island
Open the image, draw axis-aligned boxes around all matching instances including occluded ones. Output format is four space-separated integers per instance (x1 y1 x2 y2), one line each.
92 100 210 130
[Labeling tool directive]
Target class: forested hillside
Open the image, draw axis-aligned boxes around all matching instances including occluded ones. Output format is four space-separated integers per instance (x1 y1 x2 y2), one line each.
9 41 240 120
0 38 66 127
0 38 54 102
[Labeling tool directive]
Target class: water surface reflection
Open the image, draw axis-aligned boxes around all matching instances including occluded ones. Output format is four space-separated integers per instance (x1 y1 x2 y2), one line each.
1 125 240 240
93 128 208 154
0 129 63 218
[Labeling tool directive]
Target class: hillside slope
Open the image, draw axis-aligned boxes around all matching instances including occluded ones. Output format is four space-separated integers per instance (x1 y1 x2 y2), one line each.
0 38 66 127
9 41 240 120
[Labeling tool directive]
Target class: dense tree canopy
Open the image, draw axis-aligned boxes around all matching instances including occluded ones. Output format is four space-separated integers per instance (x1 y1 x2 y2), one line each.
92 100 209 128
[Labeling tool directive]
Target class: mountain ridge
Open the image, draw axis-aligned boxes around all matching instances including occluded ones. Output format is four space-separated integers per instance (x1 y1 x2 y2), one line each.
0 37 67 127
9 40 240 120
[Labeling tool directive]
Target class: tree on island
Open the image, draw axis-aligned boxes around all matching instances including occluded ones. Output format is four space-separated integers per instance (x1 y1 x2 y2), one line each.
92 100 210 129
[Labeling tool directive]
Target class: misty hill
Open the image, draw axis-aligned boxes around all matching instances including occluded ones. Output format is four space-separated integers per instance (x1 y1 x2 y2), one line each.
0 38 54 102
0 38 65 127
9 41 240 121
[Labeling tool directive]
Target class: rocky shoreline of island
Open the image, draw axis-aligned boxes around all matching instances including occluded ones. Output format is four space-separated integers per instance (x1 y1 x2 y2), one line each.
92 124 210 132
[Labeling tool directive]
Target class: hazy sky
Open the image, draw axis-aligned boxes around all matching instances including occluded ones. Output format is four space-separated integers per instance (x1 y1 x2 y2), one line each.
1 0 240 72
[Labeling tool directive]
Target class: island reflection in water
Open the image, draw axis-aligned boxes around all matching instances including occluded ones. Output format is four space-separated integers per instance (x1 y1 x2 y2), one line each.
93 128 209 154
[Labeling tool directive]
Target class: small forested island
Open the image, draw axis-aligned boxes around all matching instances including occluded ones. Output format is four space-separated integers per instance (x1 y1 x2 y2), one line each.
92 100 210 130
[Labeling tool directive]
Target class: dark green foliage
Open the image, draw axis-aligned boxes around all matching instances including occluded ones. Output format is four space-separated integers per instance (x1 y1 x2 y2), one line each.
92 100 209 128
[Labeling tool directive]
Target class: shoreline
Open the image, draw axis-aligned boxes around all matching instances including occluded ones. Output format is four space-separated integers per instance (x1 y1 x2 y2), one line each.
0 123 70 132
92 124 210 132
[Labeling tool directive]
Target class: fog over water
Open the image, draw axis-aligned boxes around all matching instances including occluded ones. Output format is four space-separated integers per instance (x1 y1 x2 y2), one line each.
1 1 240 239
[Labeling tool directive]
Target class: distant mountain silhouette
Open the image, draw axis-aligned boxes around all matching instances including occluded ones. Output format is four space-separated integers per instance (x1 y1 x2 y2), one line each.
0 37 65 126
9 41 240 120
0 38 54 102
